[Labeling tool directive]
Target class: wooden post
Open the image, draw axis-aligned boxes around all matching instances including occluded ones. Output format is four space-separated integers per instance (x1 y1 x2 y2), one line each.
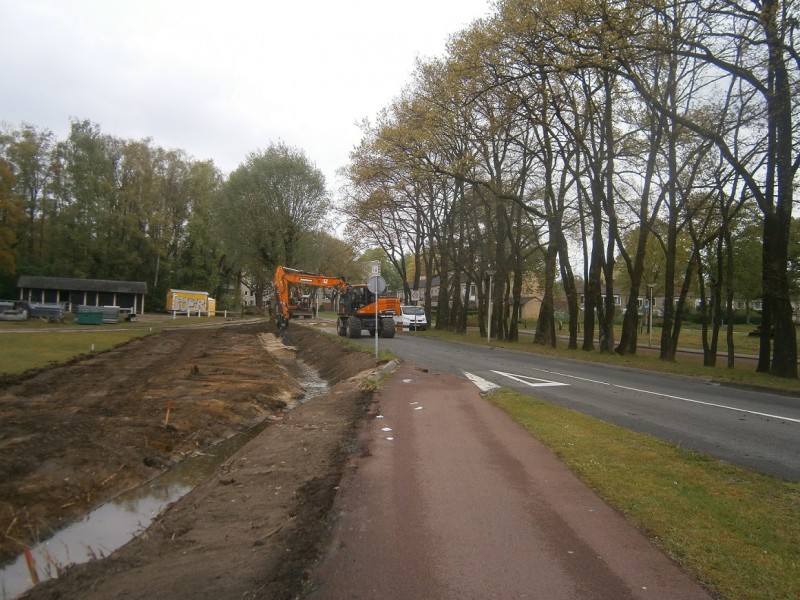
24 549 39 585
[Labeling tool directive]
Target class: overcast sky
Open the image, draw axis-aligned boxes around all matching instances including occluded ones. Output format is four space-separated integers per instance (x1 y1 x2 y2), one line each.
1 0 493 190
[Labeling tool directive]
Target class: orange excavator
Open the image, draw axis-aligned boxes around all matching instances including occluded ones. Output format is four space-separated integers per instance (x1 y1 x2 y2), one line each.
273 266 399 338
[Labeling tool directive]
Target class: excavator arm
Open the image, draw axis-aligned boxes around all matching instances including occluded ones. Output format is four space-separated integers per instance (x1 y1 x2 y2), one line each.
274 265 401 338
273 266 347 326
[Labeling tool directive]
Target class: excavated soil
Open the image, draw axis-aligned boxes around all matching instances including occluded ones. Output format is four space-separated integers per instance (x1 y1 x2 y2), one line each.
0 320 379 599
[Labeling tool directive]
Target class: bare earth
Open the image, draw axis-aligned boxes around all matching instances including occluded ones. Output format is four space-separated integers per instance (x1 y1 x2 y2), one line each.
0 320 378 599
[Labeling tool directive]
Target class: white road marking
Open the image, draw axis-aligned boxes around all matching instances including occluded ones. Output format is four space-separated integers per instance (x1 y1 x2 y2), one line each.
491 371 570 388
463 372 499 392
520 366 800 424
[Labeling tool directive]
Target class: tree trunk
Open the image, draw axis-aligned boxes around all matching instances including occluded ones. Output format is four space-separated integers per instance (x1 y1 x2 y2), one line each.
761 0 798 378
534 239 558 347
557 231 579 349
583 251 601 351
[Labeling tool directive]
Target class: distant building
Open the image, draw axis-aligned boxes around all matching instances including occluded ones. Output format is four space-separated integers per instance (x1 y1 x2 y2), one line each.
16 276 147 314
423 274 543 322
240 281 261 307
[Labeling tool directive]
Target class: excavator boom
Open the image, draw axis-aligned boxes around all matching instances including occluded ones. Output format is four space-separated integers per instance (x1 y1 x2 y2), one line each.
273 266 347 325
273 265 400 339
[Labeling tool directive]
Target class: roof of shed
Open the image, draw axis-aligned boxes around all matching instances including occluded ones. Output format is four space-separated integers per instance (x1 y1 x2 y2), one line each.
17 276 148 294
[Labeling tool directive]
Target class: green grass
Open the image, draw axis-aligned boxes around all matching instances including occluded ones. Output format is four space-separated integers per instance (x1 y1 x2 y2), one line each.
514 321 765 355
0 313 269 375
312 320 395 365
489 388 800 600
642 324 762 355
0 329 151 374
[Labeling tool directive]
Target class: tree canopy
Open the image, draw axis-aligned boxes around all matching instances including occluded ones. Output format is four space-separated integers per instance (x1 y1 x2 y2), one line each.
2 0 798 378
337 0 799 377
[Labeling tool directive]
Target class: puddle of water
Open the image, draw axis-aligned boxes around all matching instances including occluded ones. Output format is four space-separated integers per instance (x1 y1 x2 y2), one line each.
1 360 328 600
285 365 328 410
0 480 191 599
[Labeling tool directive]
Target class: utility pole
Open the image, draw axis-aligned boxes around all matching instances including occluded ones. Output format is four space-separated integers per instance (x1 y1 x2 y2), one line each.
487 269 496 344
647 283 655 348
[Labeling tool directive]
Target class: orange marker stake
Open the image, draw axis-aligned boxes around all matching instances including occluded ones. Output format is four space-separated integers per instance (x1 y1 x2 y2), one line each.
24 548 40 585
164 400 172 426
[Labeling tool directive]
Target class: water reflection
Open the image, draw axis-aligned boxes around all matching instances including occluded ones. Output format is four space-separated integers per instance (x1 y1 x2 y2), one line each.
0 360 328 599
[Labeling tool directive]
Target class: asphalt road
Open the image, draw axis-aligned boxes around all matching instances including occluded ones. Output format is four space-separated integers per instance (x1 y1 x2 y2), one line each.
353 330 800 480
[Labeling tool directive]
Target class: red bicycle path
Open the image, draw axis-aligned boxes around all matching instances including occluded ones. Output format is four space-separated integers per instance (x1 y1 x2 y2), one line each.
306 361 713 599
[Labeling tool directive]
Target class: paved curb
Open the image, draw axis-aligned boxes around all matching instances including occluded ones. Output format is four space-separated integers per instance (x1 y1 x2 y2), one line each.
368 358 400 381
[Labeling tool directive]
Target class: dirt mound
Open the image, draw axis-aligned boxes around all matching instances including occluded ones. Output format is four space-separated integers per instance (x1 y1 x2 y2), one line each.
1 321 378 600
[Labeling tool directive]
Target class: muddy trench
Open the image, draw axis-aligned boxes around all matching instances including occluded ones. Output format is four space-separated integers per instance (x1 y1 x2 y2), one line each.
0 322 377 600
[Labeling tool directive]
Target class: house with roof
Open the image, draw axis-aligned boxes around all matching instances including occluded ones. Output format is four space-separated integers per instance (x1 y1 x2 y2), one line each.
16 276 148 314
418 274 543 322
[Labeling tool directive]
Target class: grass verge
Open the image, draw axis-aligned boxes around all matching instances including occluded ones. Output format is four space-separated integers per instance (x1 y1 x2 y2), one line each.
0 314 267 375
0 330 151 375
312 323 395 365
489 388 800 600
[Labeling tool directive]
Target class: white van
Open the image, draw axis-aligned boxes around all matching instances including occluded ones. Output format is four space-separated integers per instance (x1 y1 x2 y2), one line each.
395 305 427 331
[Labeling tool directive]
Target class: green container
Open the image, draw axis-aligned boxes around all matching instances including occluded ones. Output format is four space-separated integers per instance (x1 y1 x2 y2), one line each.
76 311 103 325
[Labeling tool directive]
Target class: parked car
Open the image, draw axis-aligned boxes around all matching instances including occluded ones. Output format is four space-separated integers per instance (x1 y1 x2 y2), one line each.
394 305 428 331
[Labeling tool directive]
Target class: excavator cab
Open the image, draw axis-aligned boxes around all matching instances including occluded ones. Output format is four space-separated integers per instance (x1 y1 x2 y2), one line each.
273 265 399 338
342 284 374 314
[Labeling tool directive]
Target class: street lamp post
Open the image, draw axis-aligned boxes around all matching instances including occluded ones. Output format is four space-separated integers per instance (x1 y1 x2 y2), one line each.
486 269 496 345
647 283 655 348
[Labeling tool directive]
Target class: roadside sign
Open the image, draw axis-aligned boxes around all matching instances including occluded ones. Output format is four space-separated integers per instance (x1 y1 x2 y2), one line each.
367 275 387 294
369 260 381 276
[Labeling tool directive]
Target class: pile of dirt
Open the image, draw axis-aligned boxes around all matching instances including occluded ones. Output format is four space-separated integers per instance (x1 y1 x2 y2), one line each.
0 321 380 599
